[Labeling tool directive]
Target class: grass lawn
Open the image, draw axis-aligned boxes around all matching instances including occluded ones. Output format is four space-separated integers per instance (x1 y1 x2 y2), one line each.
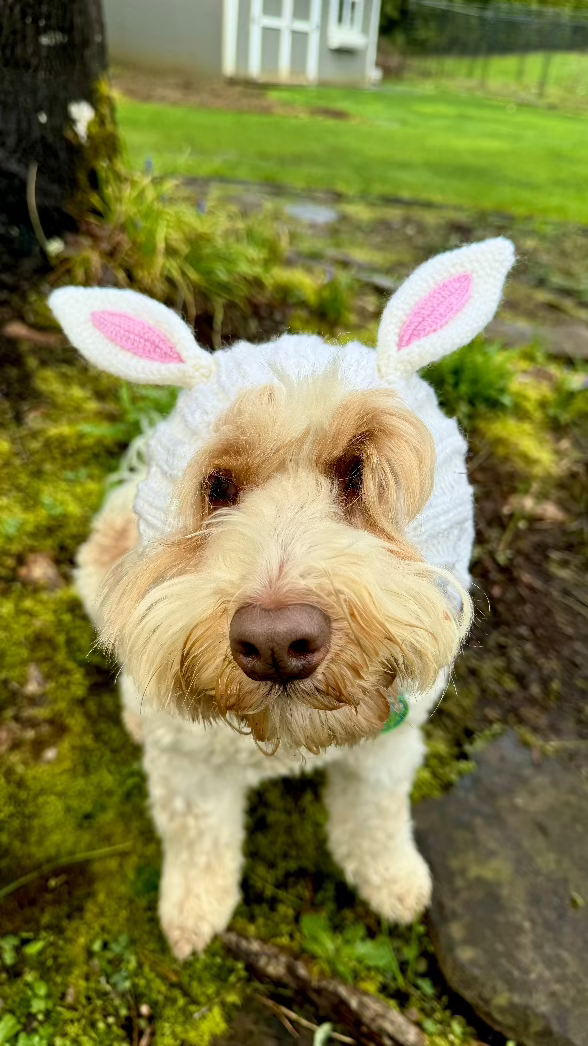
410 50 588 105
117 83 588 222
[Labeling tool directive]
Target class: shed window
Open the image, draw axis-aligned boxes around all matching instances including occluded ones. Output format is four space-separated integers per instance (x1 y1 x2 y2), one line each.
328 0 367 50
335 0 364 32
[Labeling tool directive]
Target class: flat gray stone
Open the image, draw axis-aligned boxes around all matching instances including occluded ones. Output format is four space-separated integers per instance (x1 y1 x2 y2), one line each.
415 733 588 1046
284 202 339 226
488 318 588 359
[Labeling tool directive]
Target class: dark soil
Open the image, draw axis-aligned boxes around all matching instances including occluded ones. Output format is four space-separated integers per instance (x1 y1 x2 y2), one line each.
450 433 588 744
111 67 350 121
214 998 315 1046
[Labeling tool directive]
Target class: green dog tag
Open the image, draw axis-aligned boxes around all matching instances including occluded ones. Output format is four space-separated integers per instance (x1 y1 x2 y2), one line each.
381 693 409 733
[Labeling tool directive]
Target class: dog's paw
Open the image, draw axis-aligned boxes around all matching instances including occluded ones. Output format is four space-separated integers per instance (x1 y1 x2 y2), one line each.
161 919 216 960
158 861 240 961
360 847 432 925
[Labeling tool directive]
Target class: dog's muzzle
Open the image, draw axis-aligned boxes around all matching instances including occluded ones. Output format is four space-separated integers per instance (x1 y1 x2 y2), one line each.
229 604 331 683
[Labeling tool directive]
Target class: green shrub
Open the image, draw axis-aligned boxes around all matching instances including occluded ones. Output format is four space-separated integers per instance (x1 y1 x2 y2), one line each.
51 166 296 346
424 338 514 430
48 163 354 347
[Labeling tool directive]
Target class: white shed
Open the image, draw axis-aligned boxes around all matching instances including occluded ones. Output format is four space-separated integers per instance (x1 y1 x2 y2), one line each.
104 0 382 87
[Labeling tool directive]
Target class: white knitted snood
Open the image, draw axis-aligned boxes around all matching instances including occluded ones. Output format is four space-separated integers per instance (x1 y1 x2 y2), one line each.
133 333 474 591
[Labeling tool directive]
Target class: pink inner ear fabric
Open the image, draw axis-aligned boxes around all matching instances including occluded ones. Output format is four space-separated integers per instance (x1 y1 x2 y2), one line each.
91 310 184 364
398 272 473 350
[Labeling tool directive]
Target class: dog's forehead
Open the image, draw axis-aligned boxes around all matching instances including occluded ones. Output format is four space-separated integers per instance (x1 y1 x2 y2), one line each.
132 334 446 543
210 365 379 447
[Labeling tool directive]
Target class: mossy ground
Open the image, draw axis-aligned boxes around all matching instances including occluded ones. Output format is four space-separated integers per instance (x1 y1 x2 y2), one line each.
1 197 587 1046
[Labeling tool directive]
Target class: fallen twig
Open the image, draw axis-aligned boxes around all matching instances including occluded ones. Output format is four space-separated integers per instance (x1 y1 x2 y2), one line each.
0 842 131 901
256 994 356 1043
223 932 426 1046
2 320 66 347
258 995 300 1038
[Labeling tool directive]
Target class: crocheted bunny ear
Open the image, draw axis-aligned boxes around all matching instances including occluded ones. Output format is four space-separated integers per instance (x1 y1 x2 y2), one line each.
49 286 216 387
377 237 515 379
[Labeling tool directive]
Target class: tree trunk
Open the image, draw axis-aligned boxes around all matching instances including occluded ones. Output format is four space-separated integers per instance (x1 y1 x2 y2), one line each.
0 0 110 297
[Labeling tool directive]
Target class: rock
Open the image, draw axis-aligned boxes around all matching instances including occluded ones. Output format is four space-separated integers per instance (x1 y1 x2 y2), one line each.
414 732 588 1046
284 202 339 226
17 552 64 590
487 318 588 360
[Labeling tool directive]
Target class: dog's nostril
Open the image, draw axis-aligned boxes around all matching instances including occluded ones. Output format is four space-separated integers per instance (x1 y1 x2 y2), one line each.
239 641 260 660
289 639 313 656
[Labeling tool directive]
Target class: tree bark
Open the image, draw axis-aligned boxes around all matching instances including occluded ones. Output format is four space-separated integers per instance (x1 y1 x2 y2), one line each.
0 0 109 296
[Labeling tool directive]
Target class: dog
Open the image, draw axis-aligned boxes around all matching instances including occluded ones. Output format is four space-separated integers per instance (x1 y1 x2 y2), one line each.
50 237 515 959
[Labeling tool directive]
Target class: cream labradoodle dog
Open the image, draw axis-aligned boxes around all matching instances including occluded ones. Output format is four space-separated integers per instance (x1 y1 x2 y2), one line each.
50 237 515 959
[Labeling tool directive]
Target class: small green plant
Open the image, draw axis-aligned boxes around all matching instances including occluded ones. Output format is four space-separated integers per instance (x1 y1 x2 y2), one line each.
0 936 55 1046
313 269 354 327
52 164 292 347
300 912 426 990
546 366 588 430
48 161 358 347
425 338 514 429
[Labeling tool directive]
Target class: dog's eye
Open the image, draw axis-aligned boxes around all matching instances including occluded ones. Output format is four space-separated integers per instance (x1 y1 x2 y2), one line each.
332 453 363 502
205 472 239 509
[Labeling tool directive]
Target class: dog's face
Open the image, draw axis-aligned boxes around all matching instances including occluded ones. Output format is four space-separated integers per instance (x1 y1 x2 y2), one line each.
100 370 469 754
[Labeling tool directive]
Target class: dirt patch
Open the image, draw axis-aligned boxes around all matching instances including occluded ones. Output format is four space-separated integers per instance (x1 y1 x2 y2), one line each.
311 105 351 120
452 432 588 743
214 998 314 1046
112 67 278 112
111 67 349 120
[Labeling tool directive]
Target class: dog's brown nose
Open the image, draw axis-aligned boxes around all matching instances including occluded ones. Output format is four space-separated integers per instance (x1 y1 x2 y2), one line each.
229 604 331 683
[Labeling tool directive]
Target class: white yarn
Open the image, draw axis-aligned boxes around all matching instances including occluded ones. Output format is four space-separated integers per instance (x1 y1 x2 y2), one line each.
134 334 474 590
377 237 515 378
49 286 216 388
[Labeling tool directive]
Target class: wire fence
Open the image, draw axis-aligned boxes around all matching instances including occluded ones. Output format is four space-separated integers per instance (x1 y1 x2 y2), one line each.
401 0 588 97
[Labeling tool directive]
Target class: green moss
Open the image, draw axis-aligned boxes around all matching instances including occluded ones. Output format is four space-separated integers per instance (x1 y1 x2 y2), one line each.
478 415 557 478
425 338 514 430
412 737 475 803
424 337 588 484
0 350 177 579
0 349 245 1045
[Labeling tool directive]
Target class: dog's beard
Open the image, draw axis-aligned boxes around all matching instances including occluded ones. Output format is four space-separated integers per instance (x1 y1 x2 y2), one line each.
176 615 394 754
100 536 469 755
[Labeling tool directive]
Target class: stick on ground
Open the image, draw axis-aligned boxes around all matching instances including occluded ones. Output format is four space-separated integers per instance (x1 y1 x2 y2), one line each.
222 931 426 1046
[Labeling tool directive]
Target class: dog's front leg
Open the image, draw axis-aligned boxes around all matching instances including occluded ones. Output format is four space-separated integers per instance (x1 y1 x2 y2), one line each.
144 737 247 959
324 726 432 924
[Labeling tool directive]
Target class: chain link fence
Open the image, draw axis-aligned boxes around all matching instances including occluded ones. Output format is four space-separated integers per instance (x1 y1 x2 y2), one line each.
401 0 588 97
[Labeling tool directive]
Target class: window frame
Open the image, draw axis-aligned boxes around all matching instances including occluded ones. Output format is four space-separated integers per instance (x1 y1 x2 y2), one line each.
328 0 368 50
